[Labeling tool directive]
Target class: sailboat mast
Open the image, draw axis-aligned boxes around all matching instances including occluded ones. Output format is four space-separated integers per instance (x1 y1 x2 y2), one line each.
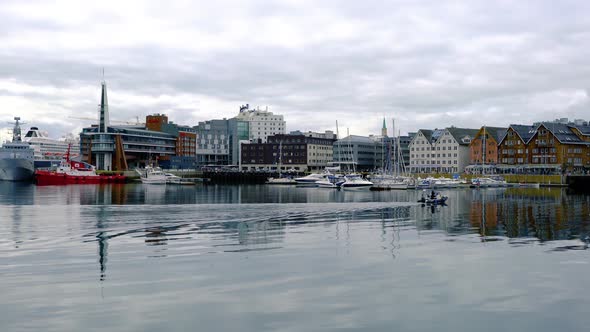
347 128 352 172
278 141 282 177
482 125 486 175
392 119 397 175
398 129 405 176
336 120 341 169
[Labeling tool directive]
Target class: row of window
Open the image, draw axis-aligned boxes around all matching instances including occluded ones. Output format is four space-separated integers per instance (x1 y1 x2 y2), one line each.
411 146 458 151
410 160 458 165
197 145 229 150
411 153 458 158
244 152 306 157
248 159 304 164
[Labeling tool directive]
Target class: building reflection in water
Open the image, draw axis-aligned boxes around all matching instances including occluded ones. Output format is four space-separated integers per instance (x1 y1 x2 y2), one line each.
467 188 590 244
95 206 109 281
411 188 590 247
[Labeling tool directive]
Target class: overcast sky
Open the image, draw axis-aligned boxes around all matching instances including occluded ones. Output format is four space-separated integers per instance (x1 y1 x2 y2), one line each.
1 0 589 141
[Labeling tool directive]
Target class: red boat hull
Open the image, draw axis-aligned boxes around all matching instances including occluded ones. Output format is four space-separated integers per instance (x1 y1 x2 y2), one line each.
35 170 126 186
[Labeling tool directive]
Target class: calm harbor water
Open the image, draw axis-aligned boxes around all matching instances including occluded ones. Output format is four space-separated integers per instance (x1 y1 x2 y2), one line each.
1 183 590 331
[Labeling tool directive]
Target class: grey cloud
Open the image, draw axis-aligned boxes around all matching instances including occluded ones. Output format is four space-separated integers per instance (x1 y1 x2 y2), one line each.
1 0 590 136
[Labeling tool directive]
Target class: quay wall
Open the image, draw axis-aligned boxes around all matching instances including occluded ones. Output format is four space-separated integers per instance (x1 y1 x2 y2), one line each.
411 173 564 185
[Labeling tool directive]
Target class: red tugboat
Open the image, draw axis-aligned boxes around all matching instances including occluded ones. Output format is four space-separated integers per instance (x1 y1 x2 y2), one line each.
35 145 126 185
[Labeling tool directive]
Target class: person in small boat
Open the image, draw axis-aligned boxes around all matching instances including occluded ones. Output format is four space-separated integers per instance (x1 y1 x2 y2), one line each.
420 190 427 202
430 190 436 199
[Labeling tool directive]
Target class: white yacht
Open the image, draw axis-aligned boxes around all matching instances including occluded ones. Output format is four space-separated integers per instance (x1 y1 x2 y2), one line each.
315 174 344 188
339 174 373 189
432 177 461 188
294 172 329 185
471 176 507 188
0 117 35 181
417 177 435 189
266 177 297 185
136 166 167 184
370 174 412 190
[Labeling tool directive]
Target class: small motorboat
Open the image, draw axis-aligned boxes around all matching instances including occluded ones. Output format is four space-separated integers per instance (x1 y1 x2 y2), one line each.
164 173 196 185
417 195 448 205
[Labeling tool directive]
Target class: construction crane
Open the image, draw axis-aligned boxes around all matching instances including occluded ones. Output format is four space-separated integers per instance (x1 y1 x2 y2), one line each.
68 116 145 126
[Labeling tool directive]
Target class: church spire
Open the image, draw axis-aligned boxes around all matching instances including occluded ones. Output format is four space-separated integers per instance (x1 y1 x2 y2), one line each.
381 117 388 137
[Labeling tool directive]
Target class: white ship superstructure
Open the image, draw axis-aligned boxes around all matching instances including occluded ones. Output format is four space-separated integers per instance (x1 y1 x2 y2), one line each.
0 117 35 181
23 127 80 161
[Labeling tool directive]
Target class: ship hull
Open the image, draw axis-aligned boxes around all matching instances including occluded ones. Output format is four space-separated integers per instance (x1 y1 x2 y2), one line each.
0 158 35 181
35 170 126 186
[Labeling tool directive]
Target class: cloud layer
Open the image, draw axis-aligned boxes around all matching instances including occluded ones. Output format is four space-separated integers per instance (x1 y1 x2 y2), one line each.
1 0 589 139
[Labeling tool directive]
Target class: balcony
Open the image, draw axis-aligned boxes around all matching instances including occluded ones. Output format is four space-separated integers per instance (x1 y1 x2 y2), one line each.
91 144 114 152
92 138 114 144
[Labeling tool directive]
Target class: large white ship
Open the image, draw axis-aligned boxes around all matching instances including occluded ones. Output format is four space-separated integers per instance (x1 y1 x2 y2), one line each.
23 127 80 165
0 117 35 181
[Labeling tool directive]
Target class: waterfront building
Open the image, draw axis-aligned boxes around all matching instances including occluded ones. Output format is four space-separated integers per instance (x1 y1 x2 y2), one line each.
408 129 441 173
80 124 176 171
234 104 285 143
333 135 384 172
80 82 176 170
240 133 336 171
468 126 508 173
535 118 589 127
409 127 478 173
152 115 198 169
398 134 414 168
289 130 337 140
194 118 250 167
194 119 231 166
433 127 479 173
526 123 589 173
497 123 590 174
497 124 539 171
382 134 414 171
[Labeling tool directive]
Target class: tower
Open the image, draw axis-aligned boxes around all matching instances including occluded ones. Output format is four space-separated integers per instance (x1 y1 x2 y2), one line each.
99 81 109 133
95 80 113 171
381 117 388 137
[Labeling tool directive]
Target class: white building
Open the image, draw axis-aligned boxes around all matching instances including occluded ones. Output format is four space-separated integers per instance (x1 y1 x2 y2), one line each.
234 104 286 143
408 129 438 173
409 127 478 173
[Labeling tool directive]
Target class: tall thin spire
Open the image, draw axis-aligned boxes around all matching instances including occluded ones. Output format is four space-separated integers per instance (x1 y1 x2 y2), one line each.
99 80 109 133
381 117 388 137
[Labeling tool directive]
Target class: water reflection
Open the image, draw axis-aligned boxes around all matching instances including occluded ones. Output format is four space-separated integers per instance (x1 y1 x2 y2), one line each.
466 188 590 244
2 184 590 331
1 184 589 248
